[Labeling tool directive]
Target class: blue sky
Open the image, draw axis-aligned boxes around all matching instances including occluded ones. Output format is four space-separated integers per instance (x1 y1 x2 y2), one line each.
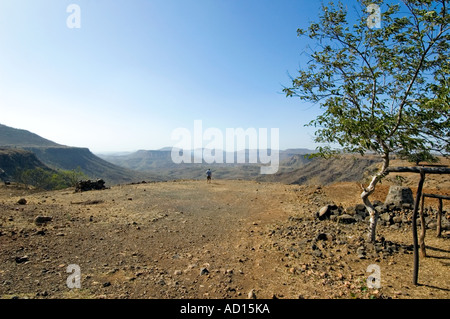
0 0 362 153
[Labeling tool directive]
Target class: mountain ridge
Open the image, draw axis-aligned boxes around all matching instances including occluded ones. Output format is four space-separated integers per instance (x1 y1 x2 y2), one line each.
0 124 63 148
0 123 161 185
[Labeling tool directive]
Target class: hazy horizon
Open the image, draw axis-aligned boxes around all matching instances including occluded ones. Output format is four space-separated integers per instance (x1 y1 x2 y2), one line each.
94 146 315 156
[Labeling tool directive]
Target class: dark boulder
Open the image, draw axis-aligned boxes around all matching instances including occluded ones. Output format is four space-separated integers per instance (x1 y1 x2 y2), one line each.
385 186 414 210
75 179 106 192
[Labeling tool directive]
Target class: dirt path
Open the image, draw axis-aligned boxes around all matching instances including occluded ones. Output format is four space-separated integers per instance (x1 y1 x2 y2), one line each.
0 180 293 299
0 179 449 299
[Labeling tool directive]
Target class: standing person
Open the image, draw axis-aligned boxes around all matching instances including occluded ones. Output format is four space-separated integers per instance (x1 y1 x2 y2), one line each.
206 169 212 184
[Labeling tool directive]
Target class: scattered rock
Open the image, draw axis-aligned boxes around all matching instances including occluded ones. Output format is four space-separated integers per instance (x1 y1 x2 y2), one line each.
75 179 106 192
346 206 357 216
356 246 366 259
200 268 209 276
337 214 356 224
380 213 393 225
15 256 29 264
384 186 414 210
393 216 403 224
318 204 342 220
402 203 413 210
248 289 256 299
17 198 27 205
34 216 52 225
318 205 332 220
316 233 328 241
375 205 387 214
157 279 166 286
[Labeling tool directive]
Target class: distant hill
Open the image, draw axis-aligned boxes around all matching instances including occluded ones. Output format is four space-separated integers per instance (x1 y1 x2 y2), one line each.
0 123 162 185
97 148 386 185
97 148 318 181
97 148 314 171
98 149 176 171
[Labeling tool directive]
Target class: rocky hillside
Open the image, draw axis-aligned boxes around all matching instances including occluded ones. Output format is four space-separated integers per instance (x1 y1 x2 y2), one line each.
0 148 53 182
258 155 383 185
26 146 162 185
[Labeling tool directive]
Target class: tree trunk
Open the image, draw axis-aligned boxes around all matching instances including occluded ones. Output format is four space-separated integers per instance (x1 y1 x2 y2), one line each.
362 193 378 243
361 152 390 242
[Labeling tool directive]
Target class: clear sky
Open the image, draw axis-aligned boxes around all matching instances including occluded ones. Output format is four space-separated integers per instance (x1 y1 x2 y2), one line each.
0 0 361 153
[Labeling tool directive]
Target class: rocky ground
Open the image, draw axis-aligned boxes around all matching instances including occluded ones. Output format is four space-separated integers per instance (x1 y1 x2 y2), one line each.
0 177 449 299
